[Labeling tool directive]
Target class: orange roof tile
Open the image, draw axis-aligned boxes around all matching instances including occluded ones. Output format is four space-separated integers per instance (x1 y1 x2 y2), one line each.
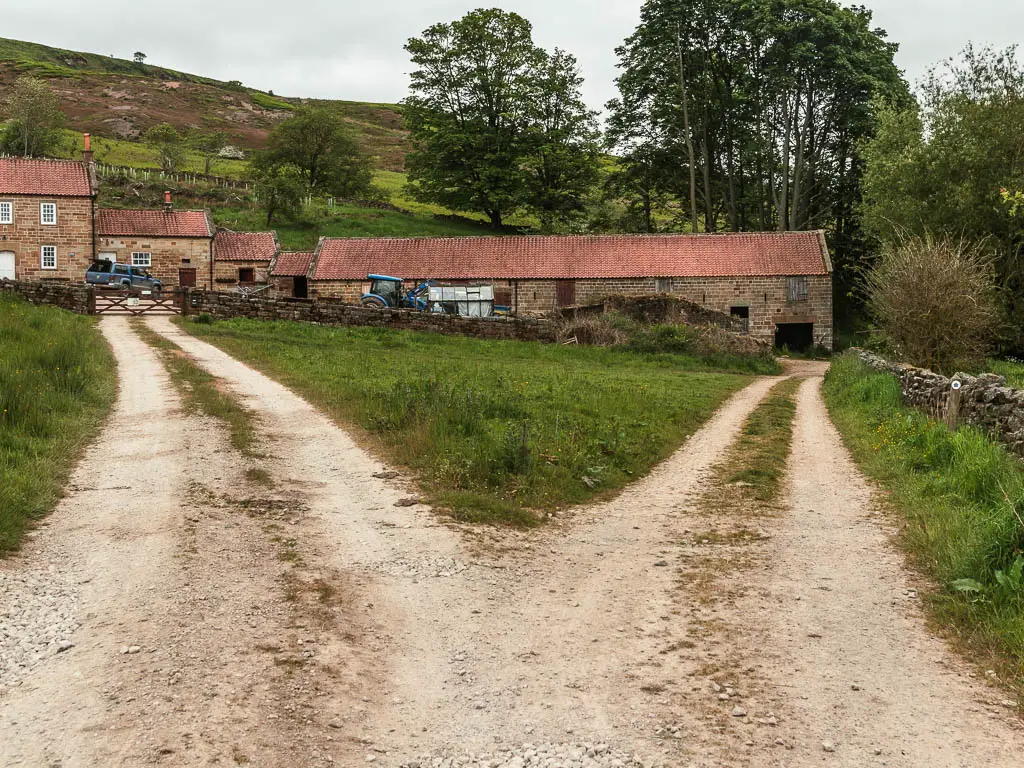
97 209 213 238
0 157 93 197
215 231 278 262
311 232 831 281
271 252 313 277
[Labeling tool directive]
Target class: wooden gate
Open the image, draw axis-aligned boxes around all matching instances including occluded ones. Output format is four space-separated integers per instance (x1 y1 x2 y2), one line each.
93 289 184 316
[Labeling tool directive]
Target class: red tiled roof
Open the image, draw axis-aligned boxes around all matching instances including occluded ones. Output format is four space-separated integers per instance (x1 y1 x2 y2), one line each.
271 252 314 277
97 209 213 238
214 231 278 262
0 157 93 197
311 232 831 281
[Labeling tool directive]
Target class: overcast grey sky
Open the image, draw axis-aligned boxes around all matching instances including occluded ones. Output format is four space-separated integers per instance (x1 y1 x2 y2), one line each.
4 1 1022 112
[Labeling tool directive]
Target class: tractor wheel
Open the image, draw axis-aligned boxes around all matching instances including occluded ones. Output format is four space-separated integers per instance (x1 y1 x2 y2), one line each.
362 296 388 309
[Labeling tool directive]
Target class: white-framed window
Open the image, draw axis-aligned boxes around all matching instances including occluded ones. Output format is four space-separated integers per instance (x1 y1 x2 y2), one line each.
0 201 12 225
41 245 57 270
40 202 57 226
131 252 152 267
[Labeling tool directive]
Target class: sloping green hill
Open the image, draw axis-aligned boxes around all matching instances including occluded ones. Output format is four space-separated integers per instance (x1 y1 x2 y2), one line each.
0 37 410 171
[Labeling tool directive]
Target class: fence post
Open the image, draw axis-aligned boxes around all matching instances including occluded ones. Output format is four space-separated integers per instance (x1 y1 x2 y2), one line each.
87 286 96 316
180 288 190 317
945 380 963 430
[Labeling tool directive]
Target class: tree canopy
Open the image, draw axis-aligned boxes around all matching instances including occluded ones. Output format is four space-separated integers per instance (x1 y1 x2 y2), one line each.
403 8 601 229
1 76 65 158
261 106 373 198
860 45 1024 348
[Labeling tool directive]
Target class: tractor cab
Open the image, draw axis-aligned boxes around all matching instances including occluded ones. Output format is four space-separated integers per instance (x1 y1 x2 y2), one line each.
364 274 404 308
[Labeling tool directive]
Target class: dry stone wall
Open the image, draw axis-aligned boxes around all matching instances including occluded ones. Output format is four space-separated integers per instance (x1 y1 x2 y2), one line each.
187 290 559 343
0 279 93 314
855 349 1024 458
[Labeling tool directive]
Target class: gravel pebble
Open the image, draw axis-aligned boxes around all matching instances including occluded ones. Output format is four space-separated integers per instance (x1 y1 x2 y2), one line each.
401 742 652 768
0 557 80 693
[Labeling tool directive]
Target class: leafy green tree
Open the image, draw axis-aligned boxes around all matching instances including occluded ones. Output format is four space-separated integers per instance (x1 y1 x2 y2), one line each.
133 51 146 64
861 45 1024 347
607 0 906 235
1 76 65 158
252 153 305 226
262 106 373 198
144 123 185 172
404 8 601 229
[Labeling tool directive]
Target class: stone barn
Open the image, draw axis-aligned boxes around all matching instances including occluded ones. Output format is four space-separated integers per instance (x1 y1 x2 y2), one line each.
213 230 279 289
269 251 314 298
305 232 834 349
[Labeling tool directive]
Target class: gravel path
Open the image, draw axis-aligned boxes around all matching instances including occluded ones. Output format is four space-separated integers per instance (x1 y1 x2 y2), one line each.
3 319 1022 767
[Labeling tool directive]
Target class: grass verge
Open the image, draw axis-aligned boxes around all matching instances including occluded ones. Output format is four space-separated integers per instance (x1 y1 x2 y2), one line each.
824 354 1024 696
176 317 766 525
0 295 115 553
130 320 263 465
724 377 803 504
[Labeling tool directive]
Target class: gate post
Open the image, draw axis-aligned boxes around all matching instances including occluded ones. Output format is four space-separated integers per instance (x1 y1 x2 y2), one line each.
87 286 96 316
180 287 190 317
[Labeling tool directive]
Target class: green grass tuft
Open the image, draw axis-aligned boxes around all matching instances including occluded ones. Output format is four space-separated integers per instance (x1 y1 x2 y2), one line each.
177 317 759 526
824 354 1024 694
0 295 115 552
131 320 260 459
726 377 803 502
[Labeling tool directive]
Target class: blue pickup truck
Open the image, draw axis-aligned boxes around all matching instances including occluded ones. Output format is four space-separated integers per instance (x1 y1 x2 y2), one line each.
86 260 163 292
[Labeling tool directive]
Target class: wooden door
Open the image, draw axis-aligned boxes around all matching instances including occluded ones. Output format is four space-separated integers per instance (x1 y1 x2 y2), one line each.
555 280 576 307
178 268 197 288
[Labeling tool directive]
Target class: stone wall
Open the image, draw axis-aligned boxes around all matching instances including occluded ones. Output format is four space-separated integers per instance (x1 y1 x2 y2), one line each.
213 260 271 288
581 294 745 333
855 349 1024 458
308 273 833 348
187 290 559 343
0 278 93 314
0 195 95 282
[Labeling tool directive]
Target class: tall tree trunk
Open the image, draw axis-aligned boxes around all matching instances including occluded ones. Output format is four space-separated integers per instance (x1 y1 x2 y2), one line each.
488 210 504 229
676 26 699 233
779 95 794 231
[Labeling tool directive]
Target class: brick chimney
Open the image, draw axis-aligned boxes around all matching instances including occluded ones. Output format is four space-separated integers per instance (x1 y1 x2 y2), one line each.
164 191 173 211
82 133 99 196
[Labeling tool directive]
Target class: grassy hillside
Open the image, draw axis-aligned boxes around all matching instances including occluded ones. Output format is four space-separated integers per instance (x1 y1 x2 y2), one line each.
0 37 410 171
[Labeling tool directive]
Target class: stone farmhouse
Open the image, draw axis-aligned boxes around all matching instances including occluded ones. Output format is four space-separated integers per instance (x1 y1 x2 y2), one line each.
97 206 215 289
0 155 98 283
304 233 834 348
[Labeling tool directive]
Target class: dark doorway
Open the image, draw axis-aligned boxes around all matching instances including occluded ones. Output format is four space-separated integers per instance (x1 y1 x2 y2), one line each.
238 267 255 283
730 306 750 334
555 280 576 307
178 268 197 288
293 276 308 299
775 322 814 352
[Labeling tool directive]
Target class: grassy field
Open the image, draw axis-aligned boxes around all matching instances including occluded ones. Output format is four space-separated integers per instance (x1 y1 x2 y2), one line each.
213 203 497 249
177 317 769 525
824 354 1024 693
989 359 1024 388
53 131 252 180
0 295 115 552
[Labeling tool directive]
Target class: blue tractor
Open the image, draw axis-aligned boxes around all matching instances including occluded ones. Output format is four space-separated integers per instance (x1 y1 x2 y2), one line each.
361 274 432 310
